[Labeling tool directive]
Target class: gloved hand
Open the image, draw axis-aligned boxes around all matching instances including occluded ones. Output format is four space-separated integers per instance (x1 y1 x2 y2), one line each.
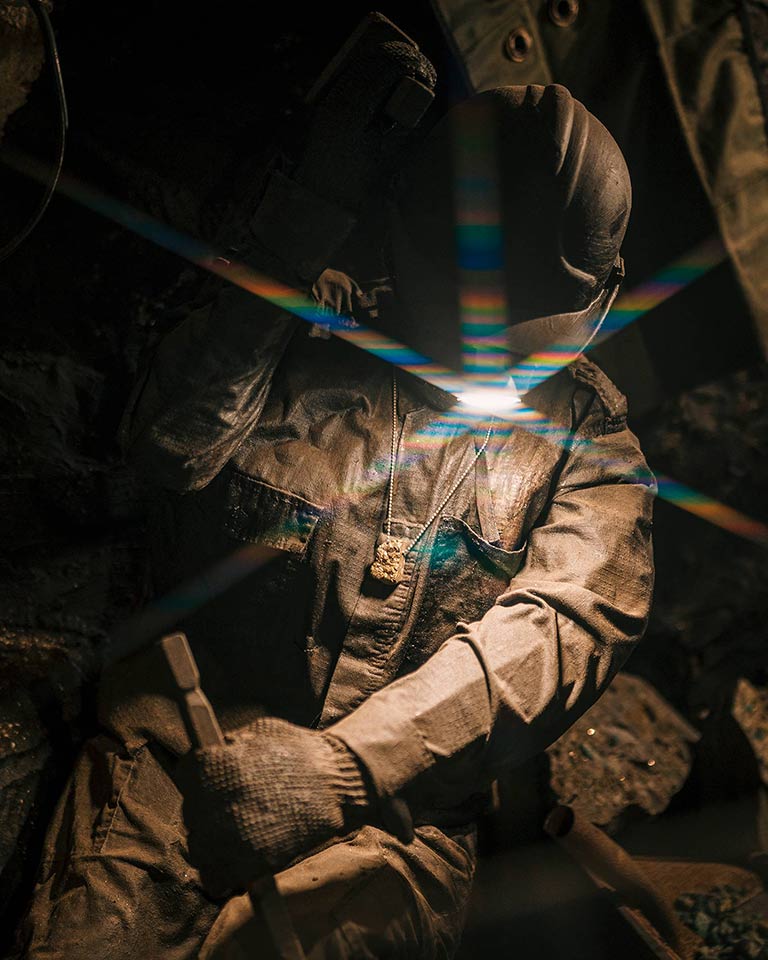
312 268 361 315
295 32 437 211
176 716 372 894
248 16 436 285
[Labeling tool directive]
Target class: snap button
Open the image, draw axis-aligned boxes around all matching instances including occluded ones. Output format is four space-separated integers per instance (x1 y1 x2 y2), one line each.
504 27 533 63
548 0 579 27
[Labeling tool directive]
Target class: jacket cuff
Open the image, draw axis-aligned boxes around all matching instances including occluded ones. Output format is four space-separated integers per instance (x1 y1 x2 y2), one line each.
321 734 370 810
330 696 433 801
249 170 357 283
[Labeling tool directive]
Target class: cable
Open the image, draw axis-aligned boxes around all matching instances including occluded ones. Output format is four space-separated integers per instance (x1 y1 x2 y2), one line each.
0 0 68 262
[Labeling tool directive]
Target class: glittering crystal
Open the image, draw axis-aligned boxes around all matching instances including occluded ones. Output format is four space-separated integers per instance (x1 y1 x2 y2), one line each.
370 539 407 584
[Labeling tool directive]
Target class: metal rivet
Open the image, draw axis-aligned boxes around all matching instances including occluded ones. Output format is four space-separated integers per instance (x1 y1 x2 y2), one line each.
548 0 579 27
505 27 533 63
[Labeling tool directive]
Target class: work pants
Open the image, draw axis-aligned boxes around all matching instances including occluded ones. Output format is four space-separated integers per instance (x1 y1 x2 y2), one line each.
18 734 476 959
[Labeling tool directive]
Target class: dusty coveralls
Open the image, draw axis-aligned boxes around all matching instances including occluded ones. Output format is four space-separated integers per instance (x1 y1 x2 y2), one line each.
19 282 655 959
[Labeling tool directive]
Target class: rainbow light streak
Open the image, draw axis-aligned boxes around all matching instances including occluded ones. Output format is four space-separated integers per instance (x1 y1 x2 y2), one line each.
654 477 768 544
479 407 768 548
115 399 768 653
1 148 474 399
110 543 281 657
5 151 765 588
496 407 768 548
454 102 509 387
603 236 726 334
110 357 768 652
511 235 728 389
119 397 768 646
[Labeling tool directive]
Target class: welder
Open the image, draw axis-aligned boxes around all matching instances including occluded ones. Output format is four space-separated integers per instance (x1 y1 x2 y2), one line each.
18 22 653 960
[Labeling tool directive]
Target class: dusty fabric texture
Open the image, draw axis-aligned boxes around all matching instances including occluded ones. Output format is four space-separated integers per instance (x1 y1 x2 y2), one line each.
642 0 768 354
18 736 219 960
17 734 474 960
20 276 654 955
103 292 654 810
198 823 476 960
107 288 654 808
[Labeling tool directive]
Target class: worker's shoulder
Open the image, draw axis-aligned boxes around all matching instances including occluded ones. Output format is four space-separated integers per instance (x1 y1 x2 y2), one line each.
529 356 628 436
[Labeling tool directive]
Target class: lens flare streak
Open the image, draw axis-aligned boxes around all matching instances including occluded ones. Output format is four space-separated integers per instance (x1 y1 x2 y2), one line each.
6 151 764 571
511 236 728 387
455 101 510 388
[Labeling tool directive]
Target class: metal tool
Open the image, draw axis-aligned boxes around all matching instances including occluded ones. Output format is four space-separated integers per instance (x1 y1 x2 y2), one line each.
161 631 307 960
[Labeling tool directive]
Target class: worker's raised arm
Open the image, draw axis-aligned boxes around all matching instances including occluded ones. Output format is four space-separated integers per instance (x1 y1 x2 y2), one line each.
121 20 436 494
332 389 655 812
121 286 299 492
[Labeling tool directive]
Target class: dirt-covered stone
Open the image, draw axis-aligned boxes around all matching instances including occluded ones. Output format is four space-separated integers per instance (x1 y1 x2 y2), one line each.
547 674 700 831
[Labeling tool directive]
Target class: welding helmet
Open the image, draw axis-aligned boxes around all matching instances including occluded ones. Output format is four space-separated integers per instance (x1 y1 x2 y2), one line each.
386 84 630 373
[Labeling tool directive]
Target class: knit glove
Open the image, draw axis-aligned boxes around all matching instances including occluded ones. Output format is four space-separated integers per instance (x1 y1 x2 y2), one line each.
294 33 436 210
248 17 436 285
177 717 372 894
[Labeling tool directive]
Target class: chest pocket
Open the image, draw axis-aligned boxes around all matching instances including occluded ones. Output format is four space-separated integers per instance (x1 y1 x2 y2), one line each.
187 469 328 726
402 517 526 672
219 468 325 648
224 469 324 555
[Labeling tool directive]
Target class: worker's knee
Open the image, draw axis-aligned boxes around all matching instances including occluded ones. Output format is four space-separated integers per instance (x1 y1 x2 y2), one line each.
17 735 217 960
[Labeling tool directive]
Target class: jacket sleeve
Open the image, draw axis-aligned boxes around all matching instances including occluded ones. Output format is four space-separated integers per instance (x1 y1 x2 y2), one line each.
121 284 299 492
332 401 656 809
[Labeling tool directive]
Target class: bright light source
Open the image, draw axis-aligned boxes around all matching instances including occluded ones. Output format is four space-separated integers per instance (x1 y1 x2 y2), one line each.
456 386 522 417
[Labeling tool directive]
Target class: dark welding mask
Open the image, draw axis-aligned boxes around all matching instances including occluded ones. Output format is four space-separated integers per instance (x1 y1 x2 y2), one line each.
386 84 631 375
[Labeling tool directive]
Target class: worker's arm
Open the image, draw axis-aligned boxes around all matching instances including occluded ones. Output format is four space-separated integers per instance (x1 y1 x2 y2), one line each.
332 404 655 809
122 285 300 493
177 384 655 889
121 19 436 495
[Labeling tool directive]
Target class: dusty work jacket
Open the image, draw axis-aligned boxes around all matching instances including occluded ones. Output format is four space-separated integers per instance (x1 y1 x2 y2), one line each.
104 280 655 820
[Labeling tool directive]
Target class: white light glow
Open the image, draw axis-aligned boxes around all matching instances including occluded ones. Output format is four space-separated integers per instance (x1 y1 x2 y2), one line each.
456 386 522 417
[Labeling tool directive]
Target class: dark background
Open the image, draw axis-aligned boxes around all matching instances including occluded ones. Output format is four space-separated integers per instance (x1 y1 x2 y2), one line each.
1 2 767 956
